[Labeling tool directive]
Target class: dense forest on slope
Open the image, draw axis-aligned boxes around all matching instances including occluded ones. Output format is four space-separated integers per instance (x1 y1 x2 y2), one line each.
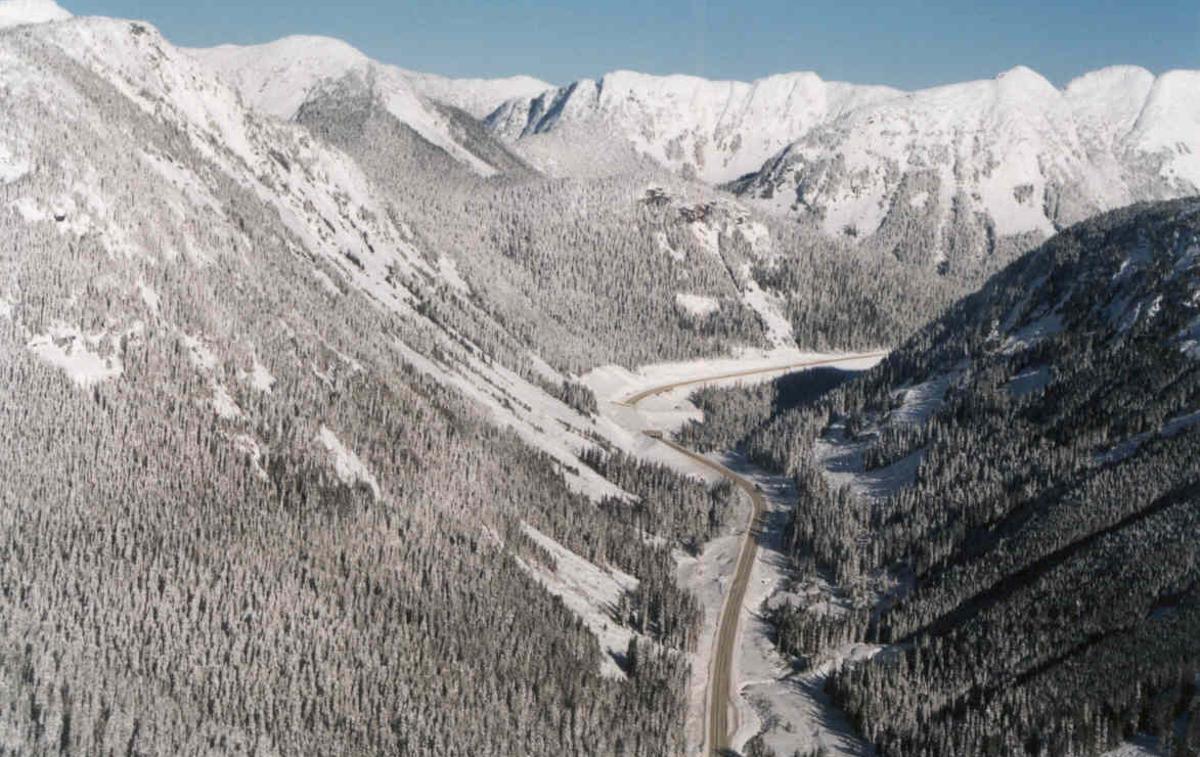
0 18 745 755
292 74 768 372
702 199 1200 756
676 367 857 453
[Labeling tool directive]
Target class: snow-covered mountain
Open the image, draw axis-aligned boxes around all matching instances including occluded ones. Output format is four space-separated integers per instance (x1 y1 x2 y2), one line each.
4 2 1199 755
0 7 740 753
731 66 1200 270
485 69 900 183
190 35 549 176
0 1 796 503
190 35 550 121
0 3 647 504
488 65 1200 276
185 27 1200 280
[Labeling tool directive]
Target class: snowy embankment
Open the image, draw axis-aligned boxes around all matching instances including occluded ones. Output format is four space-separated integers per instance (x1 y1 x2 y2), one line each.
579 348 883 481
316 425 381 499
1101 735 1167 757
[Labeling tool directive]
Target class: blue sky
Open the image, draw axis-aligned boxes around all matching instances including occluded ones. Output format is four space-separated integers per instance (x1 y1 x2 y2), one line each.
67 0 1199 89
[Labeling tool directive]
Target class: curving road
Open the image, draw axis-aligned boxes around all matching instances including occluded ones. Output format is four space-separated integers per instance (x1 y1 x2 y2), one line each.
620 352 885 756
617 352 888 409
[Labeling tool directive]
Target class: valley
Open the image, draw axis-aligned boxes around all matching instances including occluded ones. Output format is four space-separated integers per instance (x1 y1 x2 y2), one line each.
0 1 1198 755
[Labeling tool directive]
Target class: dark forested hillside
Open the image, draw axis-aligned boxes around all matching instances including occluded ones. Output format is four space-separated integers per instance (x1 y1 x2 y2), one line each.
0 17 735 755
676 367 857 453
734 198 1200 756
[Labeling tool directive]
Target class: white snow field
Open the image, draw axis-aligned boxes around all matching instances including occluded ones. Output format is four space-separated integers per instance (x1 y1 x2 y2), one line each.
317 425 382 500
514 524 640 680
1102 734 1167 757
675 292 720 318
26 325 124 387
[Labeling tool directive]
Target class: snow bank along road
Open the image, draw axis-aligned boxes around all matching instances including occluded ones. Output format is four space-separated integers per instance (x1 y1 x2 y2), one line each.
620 352 887 755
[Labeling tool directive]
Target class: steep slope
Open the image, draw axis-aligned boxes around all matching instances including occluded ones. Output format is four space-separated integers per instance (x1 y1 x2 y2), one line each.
731 199 1200 755
0 13 743 755
399 67 552 120
230 51 963 367
193 43 787 368
1123 70 1200 194
292 76 778 369
24 14 660 490
189 35 542 176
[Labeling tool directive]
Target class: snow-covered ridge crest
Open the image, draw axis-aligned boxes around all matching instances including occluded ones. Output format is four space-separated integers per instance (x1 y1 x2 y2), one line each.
191 34 551 119
486 68 900 183
189 35 372 122
489 62 1198 225
188 35 550 176
397 67 553 121
0 0 70 28
717 63 1200 275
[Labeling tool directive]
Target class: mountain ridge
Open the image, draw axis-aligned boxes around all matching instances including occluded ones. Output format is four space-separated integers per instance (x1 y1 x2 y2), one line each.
189 35 549 177
190 34 552 120
482 62 1198 179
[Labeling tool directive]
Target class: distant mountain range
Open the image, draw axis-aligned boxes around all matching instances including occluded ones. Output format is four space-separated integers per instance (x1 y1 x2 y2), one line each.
196 34 1200 280
486 66 1199 278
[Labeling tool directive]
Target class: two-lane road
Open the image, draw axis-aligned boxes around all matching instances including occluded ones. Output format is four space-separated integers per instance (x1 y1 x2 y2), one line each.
620 352 885 755
651 434 765 756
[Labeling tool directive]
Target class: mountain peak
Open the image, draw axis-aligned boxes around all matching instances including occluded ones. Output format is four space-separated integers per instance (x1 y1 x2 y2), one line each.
0 0 71 28
994 64 1057 93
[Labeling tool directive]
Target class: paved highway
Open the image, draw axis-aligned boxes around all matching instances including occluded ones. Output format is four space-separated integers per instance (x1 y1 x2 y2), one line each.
621 352 885 755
